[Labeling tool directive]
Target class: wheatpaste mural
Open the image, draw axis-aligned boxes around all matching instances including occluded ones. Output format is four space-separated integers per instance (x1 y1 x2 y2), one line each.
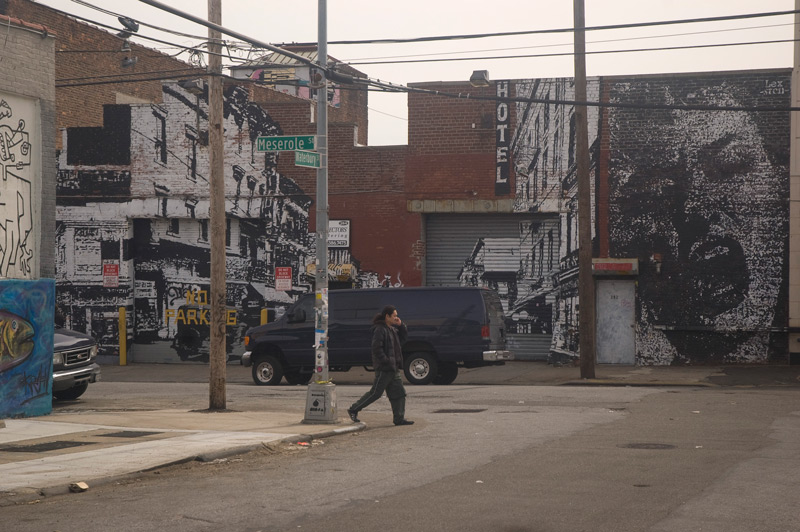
458 73 788 364
0 93 36 279
607 75 790 364
56 83 390 362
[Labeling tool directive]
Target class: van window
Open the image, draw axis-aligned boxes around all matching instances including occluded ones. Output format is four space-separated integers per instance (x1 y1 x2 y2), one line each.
382 290 482 323
332 292 381 321
480 289 504 315
288 295 315 322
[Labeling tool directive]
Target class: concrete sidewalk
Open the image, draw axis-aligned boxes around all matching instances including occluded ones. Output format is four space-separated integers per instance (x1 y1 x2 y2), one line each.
0 405 361 505
2 360 799 505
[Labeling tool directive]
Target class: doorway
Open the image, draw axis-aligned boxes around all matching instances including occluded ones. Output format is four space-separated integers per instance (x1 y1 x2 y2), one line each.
596 280 635 364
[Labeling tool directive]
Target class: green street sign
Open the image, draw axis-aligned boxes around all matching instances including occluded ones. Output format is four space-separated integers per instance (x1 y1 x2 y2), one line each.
295 150 321 168
257 135 316 152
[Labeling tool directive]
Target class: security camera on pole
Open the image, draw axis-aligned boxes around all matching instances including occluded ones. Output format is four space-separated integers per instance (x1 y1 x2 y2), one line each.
303 0 337 424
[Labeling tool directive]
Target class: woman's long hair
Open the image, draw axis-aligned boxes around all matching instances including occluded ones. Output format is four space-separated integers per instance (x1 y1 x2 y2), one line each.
373 305 397 325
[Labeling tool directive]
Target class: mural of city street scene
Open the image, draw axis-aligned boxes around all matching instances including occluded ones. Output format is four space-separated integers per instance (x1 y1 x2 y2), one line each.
56 83 398 362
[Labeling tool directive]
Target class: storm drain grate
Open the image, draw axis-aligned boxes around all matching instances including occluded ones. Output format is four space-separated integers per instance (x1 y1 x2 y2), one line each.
99 431 162 439
0 441 94 453
432 408 487 414
620 443 676 450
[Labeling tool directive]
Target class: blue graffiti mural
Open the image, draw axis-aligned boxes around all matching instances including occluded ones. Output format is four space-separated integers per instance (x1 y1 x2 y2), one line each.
0 279 55 418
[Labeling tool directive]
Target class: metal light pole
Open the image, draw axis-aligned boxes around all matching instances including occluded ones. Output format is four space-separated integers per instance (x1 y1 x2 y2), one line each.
303 0 337 424
573 0 596 379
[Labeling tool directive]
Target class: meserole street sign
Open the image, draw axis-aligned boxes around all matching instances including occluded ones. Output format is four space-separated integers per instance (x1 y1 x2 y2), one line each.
257 135 316 152
295 150 321 168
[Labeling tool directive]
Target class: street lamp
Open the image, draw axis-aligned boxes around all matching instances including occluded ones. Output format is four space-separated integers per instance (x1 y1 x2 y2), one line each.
469 70 491 88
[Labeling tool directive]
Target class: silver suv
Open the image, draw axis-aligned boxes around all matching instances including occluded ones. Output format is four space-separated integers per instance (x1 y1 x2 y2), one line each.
52 327 100 401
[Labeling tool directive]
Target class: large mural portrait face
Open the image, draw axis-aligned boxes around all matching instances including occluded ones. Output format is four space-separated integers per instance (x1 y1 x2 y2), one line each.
609 80 789 364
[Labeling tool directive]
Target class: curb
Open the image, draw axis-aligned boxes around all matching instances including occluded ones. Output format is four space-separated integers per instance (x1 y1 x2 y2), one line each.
0 422 366 507
560 379 715 387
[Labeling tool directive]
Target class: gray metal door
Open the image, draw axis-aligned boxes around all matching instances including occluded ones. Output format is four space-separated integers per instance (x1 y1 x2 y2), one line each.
425 214 559 361
596 280 635 364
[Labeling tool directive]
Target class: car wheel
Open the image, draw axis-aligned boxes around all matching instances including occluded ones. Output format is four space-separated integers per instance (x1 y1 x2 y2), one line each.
284 371 312 385
404 352 438 385
433 362 458 385
53 382 89 401
252 355 284 385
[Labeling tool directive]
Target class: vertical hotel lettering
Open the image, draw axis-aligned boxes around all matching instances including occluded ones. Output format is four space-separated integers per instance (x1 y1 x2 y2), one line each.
495 80 511 195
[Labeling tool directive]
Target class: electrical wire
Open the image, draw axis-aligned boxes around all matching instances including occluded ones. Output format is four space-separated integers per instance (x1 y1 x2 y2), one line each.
42 3 798 113
57 68 202 83
368 107 408 121
343 22 793 62
69 0 216 42
284 9 800 46
347 37 797 66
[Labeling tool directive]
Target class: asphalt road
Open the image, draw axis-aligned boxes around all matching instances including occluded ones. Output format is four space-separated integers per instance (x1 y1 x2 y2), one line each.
5 381 800 532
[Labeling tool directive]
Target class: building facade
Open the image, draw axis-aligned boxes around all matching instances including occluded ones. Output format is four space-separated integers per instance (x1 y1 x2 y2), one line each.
6 0 791 367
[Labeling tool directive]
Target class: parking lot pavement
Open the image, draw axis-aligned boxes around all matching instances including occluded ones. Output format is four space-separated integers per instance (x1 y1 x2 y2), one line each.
2 360 799 505
97 360 800 388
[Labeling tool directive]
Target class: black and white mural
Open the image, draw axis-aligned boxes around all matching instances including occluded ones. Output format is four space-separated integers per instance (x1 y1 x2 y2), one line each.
0 93 36 279
606 75 790 364
510 78 600 360
56 81 399 361
460 73 787 364
57 84 313 361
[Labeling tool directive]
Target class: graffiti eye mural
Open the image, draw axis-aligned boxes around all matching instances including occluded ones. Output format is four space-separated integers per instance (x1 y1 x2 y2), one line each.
0 311 35 373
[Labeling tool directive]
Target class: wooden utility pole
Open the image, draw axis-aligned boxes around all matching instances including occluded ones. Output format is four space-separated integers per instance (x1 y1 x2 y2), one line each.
208 0 226 409
573 0 596 379
789 0 800 358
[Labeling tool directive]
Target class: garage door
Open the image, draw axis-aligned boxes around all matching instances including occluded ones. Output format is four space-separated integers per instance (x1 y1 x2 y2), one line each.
425 214 559 361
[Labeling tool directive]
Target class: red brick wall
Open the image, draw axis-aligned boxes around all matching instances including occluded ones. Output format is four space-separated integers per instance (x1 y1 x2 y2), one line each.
406 81 514 199
1 0 205 149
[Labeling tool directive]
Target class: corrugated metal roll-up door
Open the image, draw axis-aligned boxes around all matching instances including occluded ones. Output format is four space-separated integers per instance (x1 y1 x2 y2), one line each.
425 214 560 361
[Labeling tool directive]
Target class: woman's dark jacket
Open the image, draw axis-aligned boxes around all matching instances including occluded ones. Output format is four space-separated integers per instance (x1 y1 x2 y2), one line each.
371 322 408 371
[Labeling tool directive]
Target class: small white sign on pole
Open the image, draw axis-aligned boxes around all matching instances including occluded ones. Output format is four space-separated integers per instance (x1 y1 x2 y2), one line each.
328 219 350 248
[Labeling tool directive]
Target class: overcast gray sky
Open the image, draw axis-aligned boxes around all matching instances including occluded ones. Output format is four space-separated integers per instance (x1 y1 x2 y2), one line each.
34 0 796 145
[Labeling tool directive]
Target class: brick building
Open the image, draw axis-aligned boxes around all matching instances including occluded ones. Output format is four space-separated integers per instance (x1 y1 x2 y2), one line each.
1 0 791 368
406 71 790 366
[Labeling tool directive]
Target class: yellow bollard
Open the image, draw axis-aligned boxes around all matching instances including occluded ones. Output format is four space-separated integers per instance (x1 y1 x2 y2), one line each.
119 307 127 366
261 308 268 325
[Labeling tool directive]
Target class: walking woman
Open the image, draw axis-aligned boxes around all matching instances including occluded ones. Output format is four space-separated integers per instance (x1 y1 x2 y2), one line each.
347 305 414 426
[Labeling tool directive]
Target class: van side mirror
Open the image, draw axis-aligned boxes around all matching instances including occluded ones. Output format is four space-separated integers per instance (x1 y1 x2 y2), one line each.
288 308 306 323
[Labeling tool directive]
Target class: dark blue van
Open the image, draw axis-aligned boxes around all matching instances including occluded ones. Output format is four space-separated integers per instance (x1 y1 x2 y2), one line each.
241 287 512 386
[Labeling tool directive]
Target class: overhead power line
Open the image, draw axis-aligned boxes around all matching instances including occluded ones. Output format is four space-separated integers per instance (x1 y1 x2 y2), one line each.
284 9 800 46
346 37 797 66
69 0 210 41
343 22 793 62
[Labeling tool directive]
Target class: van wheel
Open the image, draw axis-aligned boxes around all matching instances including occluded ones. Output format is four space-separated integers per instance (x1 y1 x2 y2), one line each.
404 353 438 385
284 371 312 385
433 363 458 385
53 382 89 401
252 355 284 386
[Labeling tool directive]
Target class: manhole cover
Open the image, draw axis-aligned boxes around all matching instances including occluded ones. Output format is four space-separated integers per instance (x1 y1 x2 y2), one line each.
620 443 676 450
432 408 487 414
1 441 94 453
99 431 162 438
